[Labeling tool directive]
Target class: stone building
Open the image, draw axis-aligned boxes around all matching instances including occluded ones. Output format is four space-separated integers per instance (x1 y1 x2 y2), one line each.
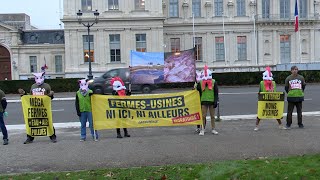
1 0 320 80
0 13 65 80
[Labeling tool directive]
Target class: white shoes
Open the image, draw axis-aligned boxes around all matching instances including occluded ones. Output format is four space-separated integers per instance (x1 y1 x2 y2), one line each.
211 129 219 135
199 130 205 136
199 129 218 135
279 125 287 130
254 127 259 131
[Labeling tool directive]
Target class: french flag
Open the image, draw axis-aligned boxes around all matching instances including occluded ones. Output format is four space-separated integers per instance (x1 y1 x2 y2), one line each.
294 0 299 32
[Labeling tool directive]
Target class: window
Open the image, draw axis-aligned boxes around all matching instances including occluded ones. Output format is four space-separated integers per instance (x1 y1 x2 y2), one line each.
135 0 145 10
30 56 37 73
170 38 180 52
299 0 307 18
81 0 92 11
169 0 179 17
214 0 223 17
280 35 291 63
195 37 202 61
192 0 201 17
262 0 270 18
83 35 94 62
215 37 225 61
237 36 247 60
280 0 290 19
237 0 246 16
103 69 120 78
55 55 63 73
136 34 146 52
109 34 121 62
108 0 119 10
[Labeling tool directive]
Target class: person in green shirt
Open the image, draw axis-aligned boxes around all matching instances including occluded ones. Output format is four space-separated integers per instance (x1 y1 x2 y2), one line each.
254 67 285 131
196 66 219 136
0 89 8 145
75 79 98 141
284 66 306 129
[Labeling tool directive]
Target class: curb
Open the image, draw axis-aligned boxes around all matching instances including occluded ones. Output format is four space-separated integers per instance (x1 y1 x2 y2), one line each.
6 111 320 131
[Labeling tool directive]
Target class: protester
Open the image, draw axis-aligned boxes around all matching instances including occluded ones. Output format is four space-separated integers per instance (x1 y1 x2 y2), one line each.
196 65 219 136
0 88 8 145
285 66 306 129
254 67 286 131
75 79 98 141
18 72 57 144
110 77 131 138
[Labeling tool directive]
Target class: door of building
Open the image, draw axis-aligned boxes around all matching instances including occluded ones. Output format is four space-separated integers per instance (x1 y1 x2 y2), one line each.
0 45 11 80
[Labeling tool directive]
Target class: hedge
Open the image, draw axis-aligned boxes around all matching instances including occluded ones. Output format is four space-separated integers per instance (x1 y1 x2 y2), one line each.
0 70 319 93
0 78 79 94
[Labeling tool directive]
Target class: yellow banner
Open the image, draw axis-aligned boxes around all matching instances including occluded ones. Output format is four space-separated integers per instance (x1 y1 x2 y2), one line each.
92 90 203 130
21 95 54 136
257 92 285 119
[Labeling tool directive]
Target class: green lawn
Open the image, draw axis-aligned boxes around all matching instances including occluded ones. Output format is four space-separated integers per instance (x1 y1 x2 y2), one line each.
2 154 320 180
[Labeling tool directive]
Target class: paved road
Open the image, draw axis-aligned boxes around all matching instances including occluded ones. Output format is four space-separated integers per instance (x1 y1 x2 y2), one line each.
1 116 320 174
4 84 320 125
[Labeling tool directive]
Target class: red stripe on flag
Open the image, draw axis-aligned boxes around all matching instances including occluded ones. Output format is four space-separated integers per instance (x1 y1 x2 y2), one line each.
294 0 299 32
295 16 299 32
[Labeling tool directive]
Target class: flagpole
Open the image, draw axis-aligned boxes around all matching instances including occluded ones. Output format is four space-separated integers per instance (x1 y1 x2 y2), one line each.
298 0 302 63
299 30 302 63
193 12 195 48
252 12 257 65
294 0 302 63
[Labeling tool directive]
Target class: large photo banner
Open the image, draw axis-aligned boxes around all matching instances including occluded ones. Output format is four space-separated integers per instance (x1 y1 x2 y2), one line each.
130 49 196 84
91 90 202 130
257 92 285 119
21 95 54 136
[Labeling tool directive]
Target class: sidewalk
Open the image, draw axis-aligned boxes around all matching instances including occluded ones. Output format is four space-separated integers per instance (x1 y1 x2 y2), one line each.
1 116 320 174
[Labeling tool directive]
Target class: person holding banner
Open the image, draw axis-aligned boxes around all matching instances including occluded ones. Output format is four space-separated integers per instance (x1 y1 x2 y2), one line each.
254 67 286 131
0 89 8 145
18 72 57 144
285 66 306 129
110 77 131 138
196 66 219 136
75 79 98 141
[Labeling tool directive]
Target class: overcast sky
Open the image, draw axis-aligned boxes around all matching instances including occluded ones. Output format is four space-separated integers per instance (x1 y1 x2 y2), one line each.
0 0 63 29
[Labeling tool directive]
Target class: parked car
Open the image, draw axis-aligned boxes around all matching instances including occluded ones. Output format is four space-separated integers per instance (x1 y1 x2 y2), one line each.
88 68 155 94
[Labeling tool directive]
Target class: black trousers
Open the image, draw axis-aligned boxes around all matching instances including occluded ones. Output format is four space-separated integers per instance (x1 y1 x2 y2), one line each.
26 127 56 141
116 128 128 135
286 101 303 126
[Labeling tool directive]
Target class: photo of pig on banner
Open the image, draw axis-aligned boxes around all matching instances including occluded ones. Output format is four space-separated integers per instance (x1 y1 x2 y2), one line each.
256 67 286 131
91 48 204 131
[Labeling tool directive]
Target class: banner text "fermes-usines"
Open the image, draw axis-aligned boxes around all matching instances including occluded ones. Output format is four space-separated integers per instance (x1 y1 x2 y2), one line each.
108 96 185 110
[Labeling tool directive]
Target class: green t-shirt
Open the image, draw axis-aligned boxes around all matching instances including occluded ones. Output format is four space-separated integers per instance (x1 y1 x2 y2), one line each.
30 83 51 96
285 74 305 98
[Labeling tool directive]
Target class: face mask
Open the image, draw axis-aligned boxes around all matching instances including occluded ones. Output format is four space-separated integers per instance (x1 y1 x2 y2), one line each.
78 79 89 95
33 72 45 86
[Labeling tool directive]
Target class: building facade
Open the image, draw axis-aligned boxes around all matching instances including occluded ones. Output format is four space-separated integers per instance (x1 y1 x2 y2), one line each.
1 0 320 80
63 0 320 77
0 14 65 80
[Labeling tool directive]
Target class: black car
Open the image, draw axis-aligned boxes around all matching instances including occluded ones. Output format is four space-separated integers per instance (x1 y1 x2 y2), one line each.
88 68 155 94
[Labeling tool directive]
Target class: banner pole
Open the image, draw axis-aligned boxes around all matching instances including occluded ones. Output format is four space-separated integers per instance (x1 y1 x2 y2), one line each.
216 100 221 122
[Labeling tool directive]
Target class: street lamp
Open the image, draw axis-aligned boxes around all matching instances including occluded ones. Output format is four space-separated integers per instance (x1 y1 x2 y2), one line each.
77 9 99 80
